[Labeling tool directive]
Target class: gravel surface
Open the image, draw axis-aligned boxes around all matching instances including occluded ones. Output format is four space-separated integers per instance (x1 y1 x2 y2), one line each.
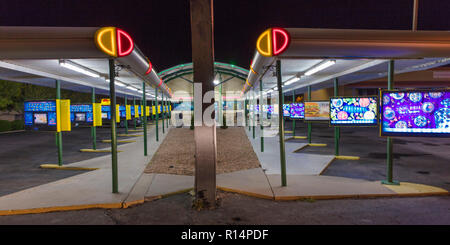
145 127 261 175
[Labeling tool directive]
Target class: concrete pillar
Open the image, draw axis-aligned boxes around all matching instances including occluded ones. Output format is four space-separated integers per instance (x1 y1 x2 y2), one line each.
190 0 216 208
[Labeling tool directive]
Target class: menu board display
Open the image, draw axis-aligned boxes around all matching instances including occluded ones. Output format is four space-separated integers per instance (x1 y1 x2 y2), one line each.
381 90 450 137
330 97 378 126
283 104 290 117
304 101 330 121
290 103 305 119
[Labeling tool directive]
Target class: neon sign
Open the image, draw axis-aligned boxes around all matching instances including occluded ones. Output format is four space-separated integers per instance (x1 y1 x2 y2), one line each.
256 28 290 57
94 27 134 58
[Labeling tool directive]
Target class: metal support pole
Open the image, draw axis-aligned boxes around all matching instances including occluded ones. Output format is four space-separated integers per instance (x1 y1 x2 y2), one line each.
191 0 217 207
133 98 136 130
412 0 419 31
292 91 296 137
244 99 248 128
260 79 264 152
143 82 147 156
218 82 223 127
383 60 399 185
252 93 256 139
276 60 287 187
334 78 340 156
55 80 63 166
124 95 128 135
162 94 165 134
91 87 97 150
155 88 159 141
108 58 118 193
307 86 312 144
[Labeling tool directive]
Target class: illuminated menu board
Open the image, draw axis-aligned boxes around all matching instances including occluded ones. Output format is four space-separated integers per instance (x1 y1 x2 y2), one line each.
330 97 378 126
24 101 57 130
283 104 290 117
381 90 450 137
70 104 93 123
304 101 330 121
290 103 305 119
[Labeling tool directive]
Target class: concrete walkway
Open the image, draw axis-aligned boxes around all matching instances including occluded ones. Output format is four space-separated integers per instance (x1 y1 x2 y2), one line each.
0 124 447 216
0 121 171 215
246 126 335 175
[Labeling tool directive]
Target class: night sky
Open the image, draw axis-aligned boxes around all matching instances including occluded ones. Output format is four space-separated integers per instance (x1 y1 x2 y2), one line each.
1 0 449 71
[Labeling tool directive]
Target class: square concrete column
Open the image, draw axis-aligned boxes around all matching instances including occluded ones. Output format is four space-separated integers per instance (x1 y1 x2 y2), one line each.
190 0 217 208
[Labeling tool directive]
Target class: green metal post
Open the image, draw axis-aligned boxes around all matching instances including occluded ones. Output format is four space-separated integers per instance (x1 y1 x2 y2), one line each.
91 87 97 150
108 58 118 193
143 82 147 156
276 60 287 187
155 88 159 141
162 94 165 134
55 80 63 166
252 93 256 139
244 99 248 128
124 95 128 135
260 79 264 152
383 60 399 185
307 86 312 144
133 98 136 130
292 91 296 137
334 78 340 156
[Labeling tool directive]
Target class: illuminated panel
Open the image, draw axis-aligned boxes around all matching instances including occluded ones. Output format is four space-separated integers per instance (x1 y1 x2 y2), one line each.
330 97 378 126
256 29 272 57
157 78 163 88
117 28 134 57
380 90 450 137
95 27 117 57
272 28 290 56
145 60 153 75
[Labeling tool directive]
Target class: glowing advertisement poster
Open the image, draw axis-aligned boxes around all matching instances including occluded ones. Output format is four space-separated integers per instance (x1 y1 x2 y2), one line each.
381 90 450 137
304 101 330 121
290 103 305 119
282 104 290 117
330 97 378 126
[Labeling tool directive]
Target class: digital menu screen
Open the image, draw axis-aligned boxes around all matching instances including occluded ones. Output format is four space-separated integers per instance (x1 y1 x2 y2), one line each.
283 104 290 117
290 103 305 119
304 101 330 121
330 97 378 126
381 90 450 137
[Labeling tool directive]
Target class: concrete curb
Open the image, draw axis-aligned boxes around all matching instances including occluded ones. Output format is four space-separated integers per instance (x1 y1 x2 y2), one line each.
40 164 99 171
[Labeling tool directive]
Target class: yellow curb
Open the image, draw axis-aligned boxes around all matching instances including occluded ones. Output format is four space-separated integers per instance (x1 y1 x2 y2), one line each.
334 155 360 161
40 164 99 171
274 193 399 201
217 186 274 200
0 203 122 216
117 134 143 137
382 182 449 196
101 140 136 143
286 136 308 141
144 188 194 202
308 143 327 147
122 199 145 209
79 149 123 153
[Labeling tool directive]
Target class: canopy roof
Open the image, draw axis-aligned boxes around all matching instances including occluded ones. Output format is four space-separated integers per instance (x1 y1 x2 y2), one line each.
243 28 450 95
0 26 171 99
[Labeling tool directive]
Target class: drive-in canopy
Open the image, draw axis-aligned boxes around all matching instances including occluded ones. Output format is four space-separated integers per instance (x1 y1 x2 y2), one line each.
0 26 172 98
243 28 450 95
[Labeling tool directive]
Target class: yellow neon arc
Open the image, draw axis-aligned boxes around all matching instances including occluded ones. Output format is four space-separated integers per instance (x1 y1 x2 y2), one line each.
95 27 117 57
256 29 272 57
